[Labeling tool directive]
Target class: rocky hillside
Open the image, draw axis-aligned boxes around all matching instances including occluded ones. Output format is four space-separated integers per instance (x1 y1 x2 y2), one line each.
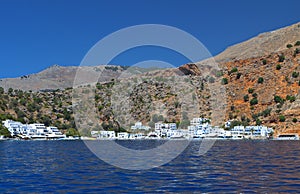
214 22 300 62
218 40 300 136
0 65 125 91
0 88 75 132
0 64 166 92
0 22 299 136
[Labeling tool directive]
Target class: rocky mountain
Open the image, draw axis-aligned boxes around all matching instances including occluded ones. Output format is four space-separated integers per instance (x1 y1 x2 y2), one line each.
214 22 300 62
0 65 125 91
0 22 299 136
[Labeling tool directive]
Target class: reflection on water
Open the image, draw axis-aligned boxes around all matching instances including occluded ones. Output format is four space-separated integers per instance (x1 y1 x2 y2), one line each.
1 140 300 192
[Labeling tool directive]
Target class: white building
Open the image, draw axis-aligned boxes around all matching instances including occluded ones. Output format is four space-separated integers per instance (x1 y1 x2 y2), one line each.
188 118 214 138
46 126 66 138
190 118 210 126
231 126 244 138
231 125 273 139
2 119 64 139
130 133 145 139
245 126 273 137
154 122 177 138
98 131 116 139
166 129 188 139
155 123 177 130
91 131 100 137
2 120 25 136
28 123 47 135
117 132 129 139
130 122 150 131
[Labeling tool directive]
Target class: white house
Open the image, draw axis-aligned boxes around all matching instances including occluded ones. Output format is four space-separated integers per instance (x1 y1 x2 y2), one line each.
231 126 245 138
2 120 24 136
98 131 116 139
244 126 273 137
154 122 177 137
28 123 47 135
167 130 185 138
231 125 273 139
130 122 150 131
117 132 129 139
155 122 177 130
46 126 65 138
190 118 210 126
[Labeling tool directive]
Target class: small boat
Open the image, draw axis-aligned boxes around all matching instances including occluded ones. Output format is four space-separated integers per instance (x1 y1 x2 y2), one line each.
274 134 299 140
0 135 8 141
58 136 80 141
145 132 160 139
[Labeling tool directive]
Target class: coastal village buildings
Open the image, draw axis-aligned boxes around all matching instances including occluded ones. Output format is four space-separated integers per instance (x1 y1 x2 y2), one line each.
3 118 274 140
2 119 66 139
231 125 273 139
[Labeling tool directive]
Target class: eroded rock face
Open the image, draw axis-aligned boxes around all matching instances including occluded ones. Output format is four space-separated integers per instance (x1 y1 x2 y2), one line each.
179 64 202 76
219 45 300 135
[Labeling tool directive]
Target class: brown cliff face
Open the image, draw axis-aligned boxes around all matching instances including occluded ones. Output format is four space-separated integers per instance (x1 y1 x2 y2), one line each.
179 64 202 76
180 42 300 135
215 43 300 135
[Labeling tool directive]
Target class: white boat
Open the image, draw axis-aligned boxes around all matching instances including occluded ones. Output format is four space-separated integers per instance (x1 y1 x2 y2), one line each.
145 132 160 139
274 134 299 140
58 136 80 141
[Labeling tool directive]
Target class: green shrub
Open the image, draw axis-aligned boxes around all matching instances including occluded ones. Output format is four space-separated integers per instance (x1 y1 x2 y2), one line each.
278 54 285 62
229 120 242 129
256 119 262 125
216 71 223 77
236 73 242 79
0 125 11 137
292 118 297 123
276 64 281 70
66 128 80 137
230 67 238 74
221 78 228 85
262 59 267 65
287 44 293 48
248 88 254 93
294 48 300 55
262 108 272 117
258 77 264 84
295 41 300 46
243 94 249 102
286 95 296 102
279 115 286 122
274 95 283 103
252 93 258 98
292 72 299 78
250 98 258 106
208 76 215 83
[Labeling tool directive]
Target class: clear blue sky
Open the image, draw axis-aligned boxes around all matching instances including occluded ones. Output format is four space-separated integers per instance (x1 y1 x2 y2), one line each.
0 0 299 78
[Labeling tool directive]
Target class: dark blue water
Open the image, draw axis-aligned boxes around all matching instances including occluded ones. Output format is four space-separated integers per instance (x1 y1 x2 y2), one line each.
1 140 300 193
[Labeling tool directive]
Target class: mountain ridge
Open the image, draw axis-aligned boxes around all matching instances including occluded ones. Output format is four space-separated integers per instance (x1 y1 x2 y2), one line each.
0 22 300 136
214 22 300 62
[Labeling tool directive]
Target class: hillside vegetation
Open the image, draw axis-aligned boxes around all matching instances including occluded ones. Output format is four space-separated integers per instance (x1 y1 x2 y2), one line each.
0 22 299 137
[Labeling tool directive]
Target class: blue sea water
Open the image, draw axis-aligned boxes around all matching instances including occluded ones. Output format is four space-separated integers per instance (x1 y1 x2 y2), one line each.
1 140 300 193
